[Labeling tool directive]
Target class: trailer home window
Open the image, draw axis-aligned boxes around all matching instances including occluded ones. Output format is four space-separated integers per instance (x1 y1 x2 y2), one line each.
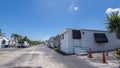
72 30 81 39
94 33 108 43
2 40 6 44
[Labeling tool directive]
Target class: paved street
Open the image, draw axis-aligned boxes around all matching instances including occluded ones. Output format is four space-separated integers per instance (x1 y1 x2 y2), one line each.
0 44 97 68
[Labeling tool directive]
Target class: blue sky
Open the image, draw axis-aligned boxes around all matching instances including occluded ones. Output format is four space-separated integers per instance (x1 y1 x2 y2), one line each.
0 0 120 40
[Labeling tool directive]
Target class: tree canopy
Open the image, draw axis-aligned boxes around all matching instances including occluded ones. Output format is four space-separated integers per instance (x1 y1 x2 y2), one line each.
11 33 41 45
0 29 5 36
106 11 120 38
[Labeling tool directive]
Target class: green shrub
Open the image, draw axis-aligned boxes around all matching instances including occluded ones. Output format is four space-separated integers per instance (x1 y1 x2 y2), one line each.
116 48 120 55
116 48 120 58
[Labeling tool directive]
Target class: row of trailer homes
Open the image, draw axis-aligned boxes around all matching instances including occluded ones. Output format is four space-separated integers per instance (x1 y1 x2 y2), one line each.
0 36 16 48
46 28 120 55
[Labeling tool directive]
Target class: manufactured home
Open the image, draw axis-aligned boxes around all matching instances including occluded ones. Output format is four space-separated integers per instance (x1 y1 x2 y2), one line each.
8 38 16 47
0 37 16 48
47 35 61 48
0 36 9 48
58 28 120 55
54 35 61 48
47 37 56 48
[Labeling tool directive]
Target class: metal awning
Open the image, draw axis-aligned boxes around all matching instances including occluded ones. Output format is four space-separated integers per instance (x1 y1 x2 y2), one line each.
94 33 108 43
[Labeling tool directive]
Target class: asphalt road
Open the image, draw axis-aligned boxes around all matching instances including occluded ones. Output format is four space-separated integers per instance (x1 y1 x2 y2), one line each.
0 44 97 68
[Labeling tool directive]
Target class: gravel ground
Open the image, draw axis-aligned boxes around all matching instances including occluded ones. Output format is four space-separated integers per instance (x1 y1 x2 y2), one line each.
0 44 96 68
78 51 120 68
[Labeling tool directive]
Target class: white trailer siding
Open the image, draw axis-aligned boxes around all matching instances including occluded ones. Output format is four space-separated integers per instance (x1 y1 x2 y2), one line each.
80 30 119 52
0 39 3 48
69 29 81 54
9 39 15 46
50 42 54 48
0 36 9 48
60 29 70 54
47 37 56 48
59 28 119 54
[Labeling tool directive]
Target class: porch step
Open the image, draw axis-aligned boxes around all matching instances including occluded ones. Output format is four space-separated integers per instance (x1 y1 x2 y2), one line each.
74 47 88 56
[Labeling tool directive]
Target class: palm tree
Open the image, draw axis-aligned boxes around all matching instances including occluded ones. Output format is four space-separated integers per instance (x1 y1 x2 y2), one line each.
22 36 30 42
0 29 5 36
11 34 19 40
106 11 120 38
11 34 22 46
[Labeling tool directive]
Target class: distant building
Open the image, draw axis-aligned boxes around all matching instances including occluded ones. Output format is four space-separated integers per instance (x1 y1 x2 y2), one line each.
0 36 16 48
0 36 9 48
8 38 16 47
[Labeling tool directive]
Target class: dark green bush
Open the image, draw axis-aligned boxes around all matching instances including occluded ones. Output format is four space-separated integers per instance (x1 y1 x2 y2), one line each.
116 48 120 59
116 48 120 55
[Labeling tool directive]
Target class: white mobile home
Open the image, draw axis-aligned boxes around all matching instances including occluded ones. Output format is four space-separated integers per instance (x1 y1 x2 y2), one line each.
54 35 61 48
59 28 119 54
47 35 61 48
8 38 16 47
0 36 9 48
47 37 56 48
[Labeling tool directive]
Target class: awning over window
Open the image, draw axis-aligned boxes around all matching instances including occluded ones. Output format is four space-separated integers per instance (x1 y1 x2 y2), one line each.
72 30 81 39
94 33 108 43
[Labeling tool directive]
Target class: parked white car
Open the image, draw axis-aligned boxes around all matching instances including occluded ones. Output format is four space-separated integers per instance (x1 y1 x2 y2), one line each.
17 41 29 48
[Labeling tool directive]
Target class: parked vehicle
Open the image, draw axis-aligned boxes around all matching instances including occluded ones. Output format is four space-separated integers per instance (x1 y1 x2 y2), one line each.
17 41 29 48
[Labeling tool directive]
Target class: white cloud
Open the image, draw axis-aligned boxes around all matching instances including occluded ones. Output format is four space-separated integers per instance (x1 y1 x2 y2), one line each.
106 8 120 14
74 6 79 11
69 4 79 12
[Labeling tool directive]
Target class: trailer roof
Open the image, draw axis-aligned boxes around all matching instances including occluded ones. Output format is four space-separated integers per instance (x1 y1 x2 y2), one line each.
66 28 107 32
58 28 113 35
0 36 9 41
